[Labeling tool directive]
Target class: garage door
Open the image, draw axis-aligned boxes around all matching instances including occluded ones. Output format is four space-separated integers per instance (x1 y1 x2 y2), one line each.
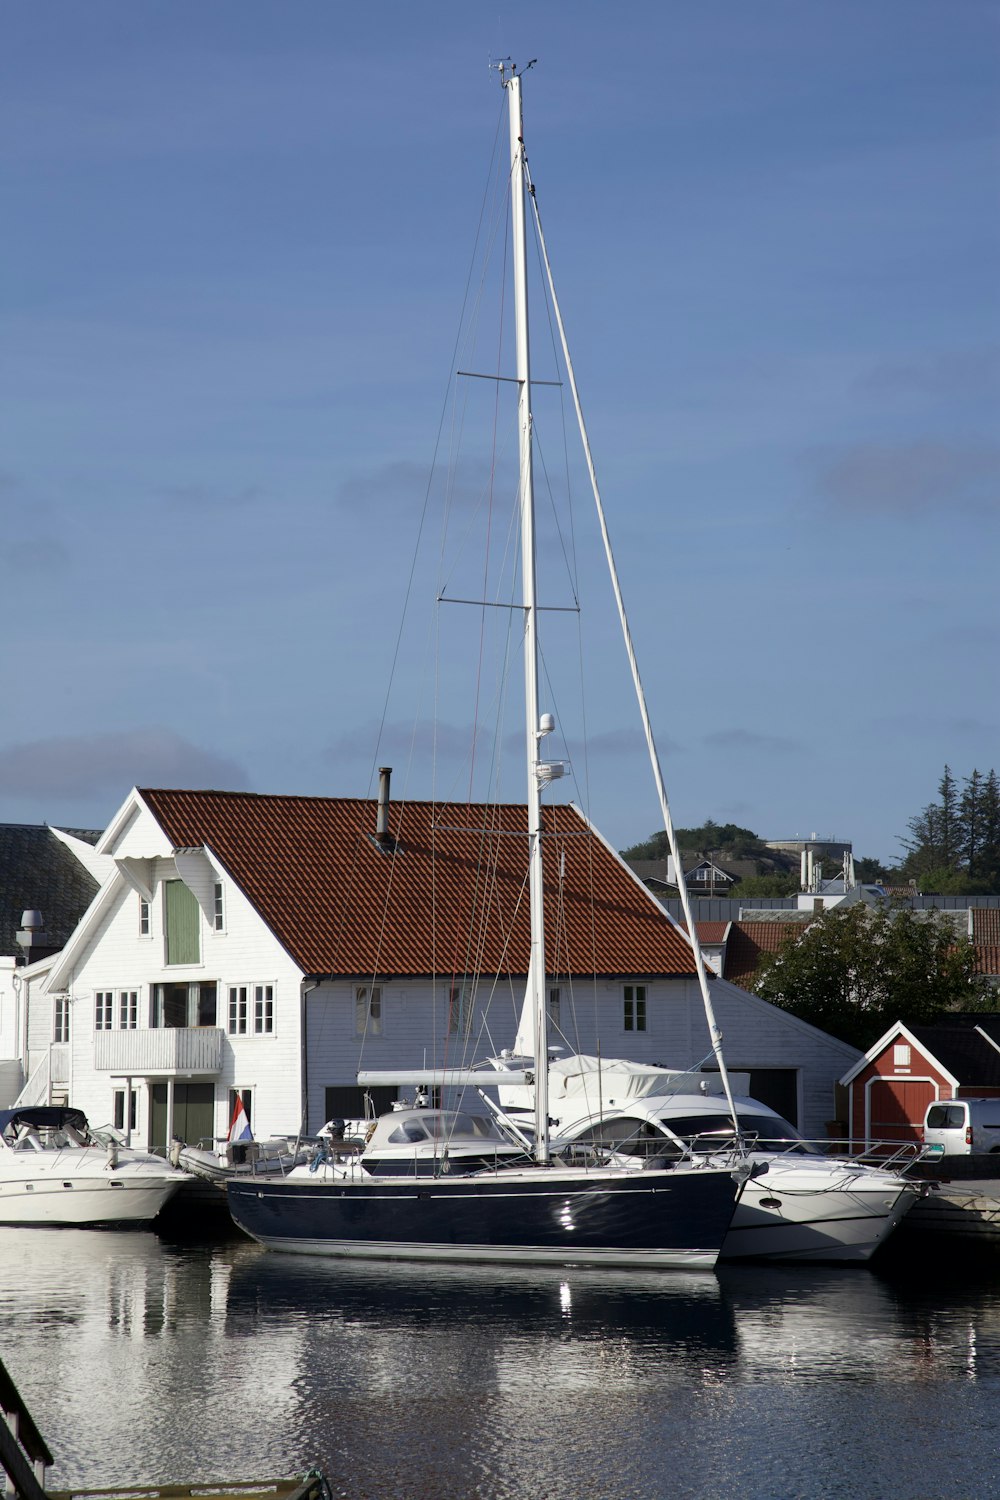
867 1077 936 1144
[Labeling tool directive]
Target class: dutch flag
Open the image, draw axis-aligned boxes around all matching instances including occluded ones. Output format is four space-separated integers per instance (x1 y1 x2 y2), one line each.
228 1096 253 1143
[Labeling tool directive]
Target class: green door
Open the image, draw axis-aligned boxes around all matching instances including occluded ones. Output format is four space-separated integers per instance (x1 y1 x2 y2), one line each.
150 1082 215 1153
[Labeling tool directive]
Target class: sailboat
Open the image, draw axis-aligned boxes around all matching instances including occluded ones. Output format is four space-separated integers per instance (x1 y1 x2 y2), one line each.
226 63 747 1270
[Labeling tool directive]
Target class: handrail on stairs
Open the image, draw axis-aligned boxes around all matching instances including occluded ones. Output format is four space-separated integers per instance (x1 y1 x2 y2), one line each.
0 1354 52 1500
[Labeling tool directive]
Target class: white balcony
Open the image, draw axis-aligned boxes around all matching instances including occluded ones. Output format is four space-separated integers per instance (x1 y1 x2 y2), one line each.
93 1027 223 1076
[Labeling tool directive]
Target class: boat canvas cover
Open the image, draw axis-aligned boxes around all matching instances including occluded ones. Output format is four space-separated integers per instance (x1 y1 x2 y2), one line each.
0 1107 89 1137
498 1055 750 1112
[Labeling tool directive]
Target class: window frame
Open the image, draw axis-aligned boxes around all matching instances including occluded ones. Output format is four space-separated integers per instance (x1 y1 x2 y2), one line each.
354 984 382 1038
139 896 151 937
95 991 114 1031
623 983 647 1033
113 1087 138 1133
152 982 218 1029
213 881 225 933
118 990 138 1030
228 985 249 1036
254 984 275 1035
53 995 70 1045
448 983 473 1039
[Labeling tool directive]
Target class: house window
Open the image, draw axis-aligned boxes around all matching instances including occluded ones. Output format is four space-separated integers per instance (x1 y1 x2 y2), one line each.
153 982 217 1028
228 1088 252 1133
165 880 200 966
113 1087 138 1133
139 897 151 937
118 990 138 1029
548 986 561 1031
213 882 225 932
95 992 114 1030
54 996 70 1045
893 1043 911 1069
449 983 473 1038
254 984 275 1035
228 986 249 1035
624 984 647 1032
355 985 382 1037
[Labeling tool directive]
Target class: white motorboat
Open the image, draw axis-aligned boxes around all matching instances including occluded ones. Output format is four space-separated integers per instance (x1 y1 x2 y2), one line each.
0 1105 184 1227
544 1077 920 1262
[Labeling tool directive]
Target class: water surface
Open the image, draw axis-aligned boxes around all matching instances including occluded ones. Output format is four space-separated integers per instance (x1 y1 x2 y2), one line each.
3 1226 999 1499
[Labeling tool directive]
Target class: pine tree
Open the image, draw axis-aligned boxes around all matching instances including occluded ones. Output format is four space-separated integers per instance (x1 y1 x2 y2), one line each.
960 769 984 878
938 764 961 868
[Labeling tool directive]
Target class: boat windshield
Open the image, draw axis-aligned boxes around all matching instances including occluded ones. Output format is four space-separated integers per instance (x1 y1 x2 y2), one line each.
563 1110 815 1158
656 1111 815 1155
383 1111 504 1146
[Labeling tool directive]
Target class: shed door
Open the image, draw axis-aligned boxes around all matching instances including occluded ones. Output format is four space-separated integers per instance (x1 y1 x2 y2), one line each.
867 1078 936 1144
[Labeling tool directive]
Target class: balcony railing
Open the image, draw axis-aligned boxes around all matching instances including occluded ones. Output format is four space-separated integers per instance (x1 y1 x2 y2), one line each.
93 1027 223 1075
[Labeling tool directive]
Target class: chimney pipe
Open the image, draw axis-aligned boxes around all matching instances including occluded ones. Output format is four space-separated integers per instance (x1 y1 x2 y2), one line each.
376 767 392 842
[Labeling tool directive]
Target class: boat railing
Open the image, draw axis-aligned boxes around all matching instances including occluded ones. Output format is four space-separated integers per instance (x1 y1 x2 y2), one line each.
0 1354 52 1500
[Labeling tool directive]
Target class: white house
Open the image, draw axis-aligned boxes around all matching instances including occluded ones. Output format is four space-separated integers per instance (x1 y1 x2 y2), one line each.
19 780 863 1148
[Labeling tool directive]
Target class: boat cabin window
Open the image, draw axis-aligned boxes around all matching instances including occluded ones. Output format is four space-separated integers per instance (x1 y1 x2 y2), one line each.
379 1110 502 1147
654 1111 810 1153
569 1118 683 1159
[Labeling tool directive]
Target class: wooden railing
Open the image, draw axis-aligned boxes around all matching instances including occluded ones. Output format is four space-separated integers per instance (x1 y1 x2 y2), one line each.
93 1027 223 1075
0 1355 52 1500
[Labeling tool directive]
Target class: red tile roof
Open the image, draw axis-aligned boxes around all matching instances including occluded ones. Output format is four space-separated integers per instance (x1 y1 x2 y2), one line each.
139 789 698 981
722 919 809 989
690 922 730 945
973 909 1000 944
973 945 1000 978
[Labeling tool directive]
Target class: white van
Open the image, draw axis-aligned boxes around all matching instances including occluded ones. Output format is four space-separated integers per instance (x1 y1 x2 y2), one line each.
922 1098 1000 1155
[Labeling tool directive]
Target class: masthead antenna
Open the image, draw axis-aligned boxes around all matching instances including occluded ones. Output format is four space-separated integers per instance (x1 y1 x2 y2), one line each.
492 57 537 88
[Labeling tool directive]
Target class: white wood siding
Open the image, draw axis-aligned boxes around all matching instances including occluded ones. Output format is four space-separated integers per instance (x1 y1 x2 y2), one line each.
302 973 860 1139
53 854 305 1146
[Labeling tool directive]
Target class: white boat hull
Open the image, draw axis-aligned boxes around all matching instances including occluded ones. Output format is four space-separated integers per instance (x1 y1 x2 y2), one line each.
723 1163 917 1262
0 1159 182 1227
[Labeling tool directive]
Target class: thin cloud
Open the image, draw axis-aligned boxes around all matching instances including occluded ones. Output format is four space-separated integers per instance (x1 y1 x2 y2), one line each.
325 718 488 765
0 475 73 570
871 711 996 739
337 458 495 517
813 441 1000 516
154 483 265 511
0 729 249 802
856 347 1000 399
702 728 800 754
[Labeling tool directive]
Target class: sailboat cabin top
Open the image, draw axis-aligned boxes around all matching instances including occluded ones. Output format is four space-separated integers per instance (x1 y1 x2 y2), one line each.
83 785 701 983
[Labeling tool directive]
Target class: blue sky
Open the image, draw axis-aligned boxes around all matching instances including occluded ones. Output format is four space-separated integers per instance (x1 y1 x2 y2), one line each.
1 2 997 865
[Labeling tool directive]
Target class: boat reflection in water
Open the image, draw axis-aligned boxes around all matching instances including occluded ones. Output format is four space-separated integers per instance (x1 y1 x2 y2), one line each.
4 1228 1000 1500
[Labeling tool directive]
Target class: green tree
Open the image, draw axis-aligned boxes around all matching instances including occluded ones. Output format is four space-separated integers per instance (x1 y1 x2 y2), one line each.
898 764 1000 886
854 856 890 884
622 820 763 862
733 873 800 898
752 904 991 1050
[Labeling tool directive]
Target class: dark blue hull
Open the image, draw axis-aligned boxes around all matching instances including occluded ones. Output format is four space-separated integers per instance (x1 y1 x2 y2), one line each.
227 1164 740 1270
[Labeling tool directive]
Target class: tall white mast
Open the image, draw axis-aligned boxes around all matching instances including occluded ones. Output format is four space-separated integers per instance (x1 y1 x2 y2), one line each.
503 64 550 1164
